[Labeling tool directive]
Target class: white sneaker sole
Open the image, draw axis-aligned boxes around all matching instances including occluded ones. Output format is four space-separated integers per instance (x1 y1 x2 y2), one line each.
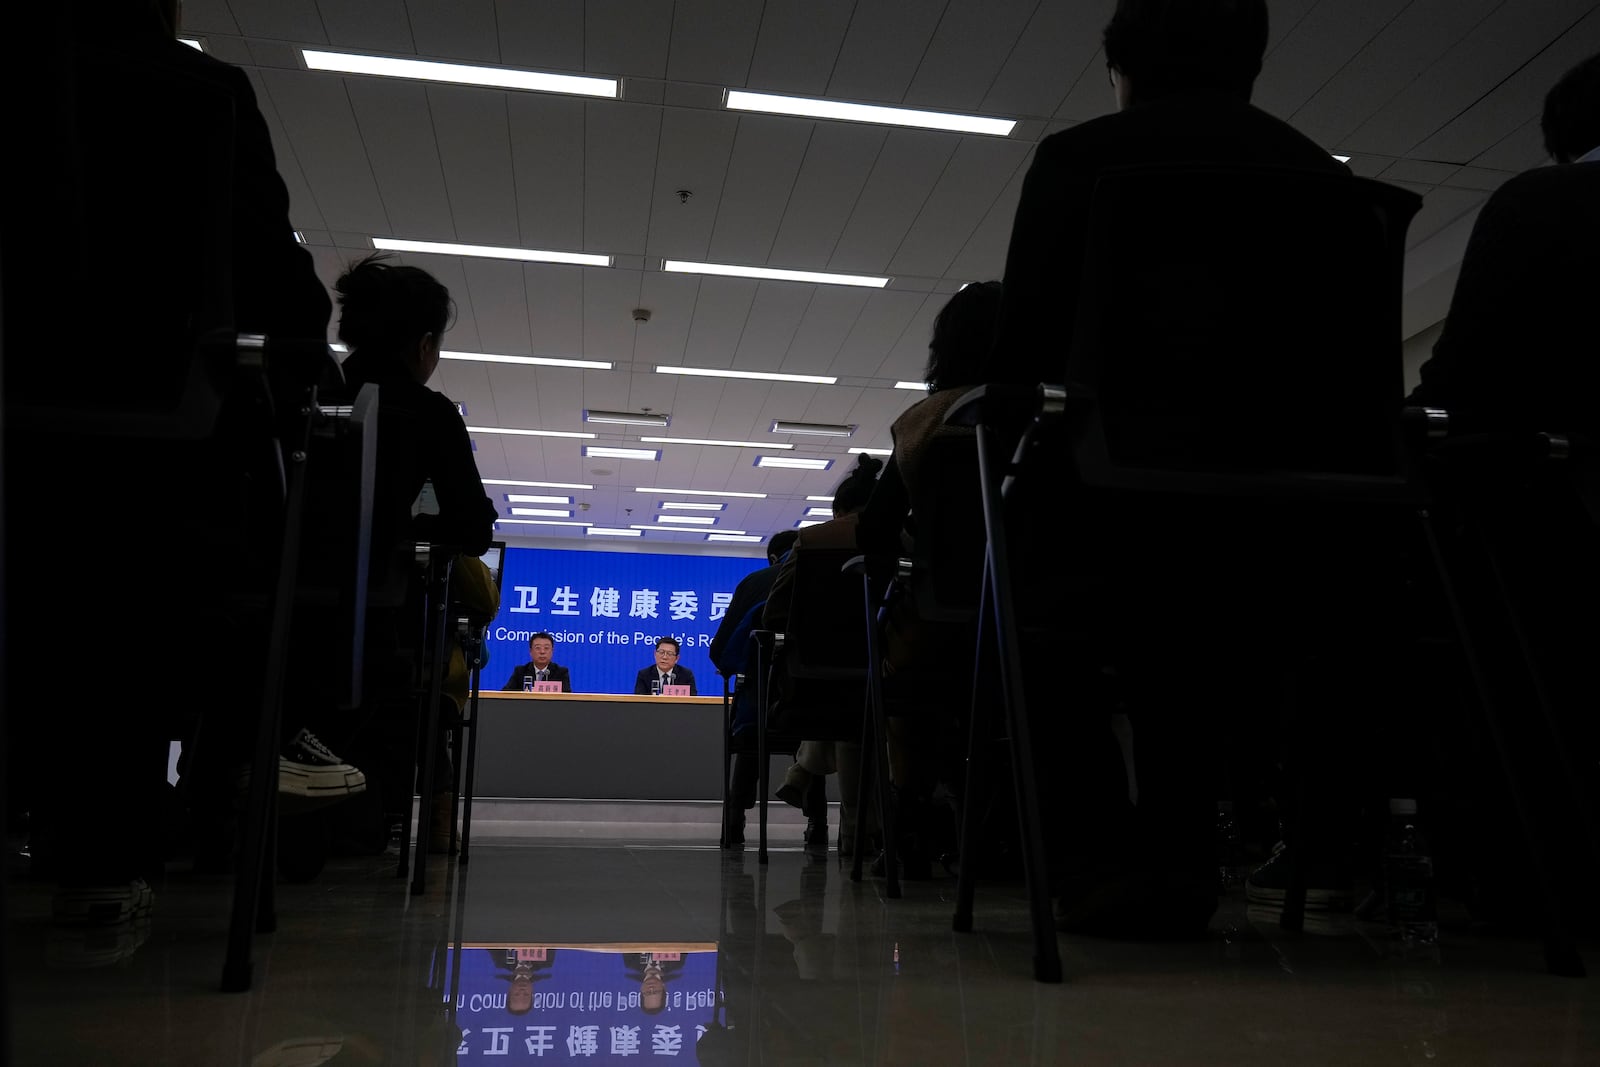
1245 882 1354 911
52 880 155 926
278 758 367 799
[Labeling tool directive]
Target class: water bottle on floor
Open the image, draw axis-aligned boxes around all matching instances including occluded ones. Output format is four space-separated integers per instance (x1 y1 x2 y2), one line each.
1216 800 1243 891
1383 798 1438 948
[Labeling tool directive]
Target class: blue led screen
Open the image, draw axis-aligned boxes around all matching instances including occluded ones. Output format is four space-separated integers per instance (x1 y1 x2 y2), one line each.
483 546 764 695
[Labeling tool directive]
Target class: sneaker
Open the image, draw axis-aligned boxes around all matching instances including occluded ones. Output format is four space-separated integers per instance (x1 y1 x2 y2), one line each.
278 728 367 802
52 878 154 927
803 818 829 856
1244 842 1354 911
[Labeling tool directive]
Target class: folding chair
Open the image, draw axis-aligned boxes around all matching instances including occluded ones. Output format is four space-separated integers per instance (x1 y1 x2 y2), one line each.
1402 413 1599 976
947 163 1424 982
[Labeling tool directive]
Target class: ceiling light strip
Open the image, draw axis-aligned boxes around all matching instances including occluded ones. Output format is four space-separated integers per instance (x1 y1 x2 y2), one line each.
725 89 1015 137
372 236 611 267
469 425 595 439
639 436 791 450
655 365 837 385
663 259 887 289
484 478 594 490
444 351 612 370
634 487 767 500
304 49 618 98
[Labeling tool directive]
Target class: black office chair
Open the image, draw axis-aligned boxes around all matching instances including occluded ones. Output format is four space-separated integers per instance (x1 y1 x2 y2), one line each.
947 163 1424 982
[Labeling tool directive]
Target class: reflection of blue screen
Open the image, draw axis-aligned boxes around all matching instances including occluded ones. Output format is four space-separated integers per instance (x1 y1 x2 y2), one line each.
444 946 718 1062
487 547 763 694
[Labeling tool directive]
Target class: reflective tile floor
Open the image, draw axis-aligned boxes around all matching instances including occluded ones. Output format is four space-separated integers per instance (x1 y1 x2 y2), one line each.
7 823 1600 1066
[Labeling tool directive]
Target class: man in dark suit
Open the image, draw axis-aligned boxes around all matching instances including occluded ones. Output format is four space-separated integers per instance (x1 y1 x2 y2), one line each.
502 632 575 692
633 637 698 695
991 0 1350 937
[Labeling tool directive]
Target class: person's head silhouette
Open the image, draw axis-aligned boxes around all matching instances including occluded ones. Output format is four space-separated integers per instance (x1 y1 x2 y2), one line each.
335 253 455 386
1102 0 1269 109
1541 52 1600 164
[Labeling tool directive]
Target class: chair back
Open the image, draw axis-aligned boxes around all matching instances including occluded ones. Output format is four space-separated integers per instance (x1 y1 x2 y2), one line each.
1065 163 1422 500
904 430 986 623
765 545 871 740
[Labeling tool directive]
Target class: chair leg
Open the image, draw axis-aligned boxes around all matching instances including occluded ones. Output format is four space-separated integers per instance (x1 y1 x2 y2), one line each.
1278 670 1308 934
976 421 1062 984
954 562 994 933
1422 509 1585 977
758 648 770 866
720 681 733 850
459 670 483 866
412 573 454 896
861 568 899 898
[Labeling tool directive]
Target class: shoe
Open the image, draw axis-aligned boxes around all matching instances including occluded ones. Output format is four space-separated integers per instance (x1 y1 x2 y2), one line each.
278 728 367 803
723 811 746 850
1054 866 1217 939
46 916 151 969
1244 842 1354 911
775 765 812 811
52 878 154 927
427 792 455 855
803 818 829 855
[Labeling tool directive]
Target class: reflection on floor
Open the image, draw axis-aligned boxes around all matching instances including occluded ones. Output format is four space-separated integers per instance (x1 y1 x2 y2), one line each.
7 819 1600 1066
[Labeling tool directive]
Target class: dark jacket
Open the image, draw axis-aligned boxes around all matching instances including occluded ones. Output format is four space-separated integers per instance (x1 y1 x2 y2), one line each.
709 562 783 671
1408 162 1600 435
994 89 1347 386
502 662 574 693
634 664 698 696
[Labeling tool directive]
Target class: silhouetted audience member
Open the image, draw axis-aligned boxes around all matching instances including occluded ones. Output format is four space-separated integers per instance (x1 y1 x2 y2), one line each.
4 0 334 928
763 455 883 859
990 0 1350 938
710 530 801 848
1404 51 1600 931
328 254 497 827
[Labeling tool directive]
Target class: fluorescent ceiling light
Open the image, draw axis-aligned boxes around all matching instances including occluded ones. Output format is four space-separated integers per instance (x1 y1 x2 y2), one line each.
331 343 349 354
509 507 573 518
497 518 592 527
663 259 888 289
180 38 203 51
796 520 825 528
1333 154 1352 163
469 425 595 439
659 501 725 511
292 230 306 244
504 494 572 504
586 527 643 537
584 409 670 426
630 525 747 534
585 446 660 461
848 447 892 457
303 49 618 98
707 534 762 543
653 515 716 526
484 478 594 490
771 420 854 437
805 495 832 502
633 486 767 500
893 381 928 391
756 456 832 470
726 89 1015 137
655 365 837 385
639 436 791 450
804 507 833 518
371 236 611 268
444 350 613 370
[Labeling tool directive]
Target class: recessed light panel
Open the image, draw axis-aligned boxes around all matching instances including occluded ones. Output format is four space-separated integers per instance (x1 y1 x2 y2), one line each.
893 381 928 391
584 409 671 426
508 507 574 518
639 436 790 450
725 89 1015 137
655 365 837 385
848 447 892 456
586 527 643 537
444 351 612 370
633 487 767 499
469 425 595 439
371 236 611 268
484 479 594 490
659 501 726 511
662 259 888 289
707 534 762 543
504 495 573 505
584 446 661 461
771 420 855 436
755 456 833 470
303 49 618 98
653 515 716 525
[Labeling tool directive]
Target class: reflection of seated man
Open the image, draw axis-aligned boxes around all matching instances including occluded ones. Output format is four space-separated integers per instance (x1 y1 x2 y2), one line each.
620 952 686 1014
633 638 698 695
502 632 574 692
486 947 556 1016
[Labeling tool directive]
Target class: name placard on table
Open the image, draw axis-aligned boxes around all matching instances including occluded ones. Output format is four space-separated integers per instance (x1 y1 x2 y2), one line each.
661 684 692 697
532 680 564 693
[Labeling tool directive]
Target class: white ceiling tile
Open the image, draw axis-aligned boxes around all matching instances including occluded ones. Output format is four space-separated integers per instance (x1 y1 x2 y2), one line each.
582 266 650 364
829 289 930 378
507 95 587 251
1052 47 1110 122
827 131 959 275
179 0 241 35
666 0 764 87
317 0 414 54
629 271 703 367
902 0 1037 113
226 0 327 41
734 283 818 372
646 110 742 261
886 137 1032 279
783 288 872 373
745 1 856 96
979 2 1104 118
427 86 520 246
585 0 673 79
258 69 390 233
243 69 329 234
1467 116 1549 173
520 263 588 357
459 259 535 355
945 149 1030 282
826 0 944 104
346 79 454 240
681 277 760 368
1251 0 1411 125
1404 186 1488 250
406 0 501 63
1381 159 1463 186
584 102 662 256
768 124 889 270
706 115 817 266
496 0 585 72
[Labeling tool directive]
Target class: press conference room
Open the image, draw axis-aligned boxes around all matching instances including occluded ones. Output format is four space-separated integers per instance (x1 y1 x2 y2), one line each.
6 1 1600 1064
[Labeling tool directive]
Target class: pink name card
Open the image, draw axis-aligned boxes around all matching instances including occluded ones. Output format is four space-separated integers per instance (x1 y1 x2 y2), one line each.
661 684 692 697
532 680 563 693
